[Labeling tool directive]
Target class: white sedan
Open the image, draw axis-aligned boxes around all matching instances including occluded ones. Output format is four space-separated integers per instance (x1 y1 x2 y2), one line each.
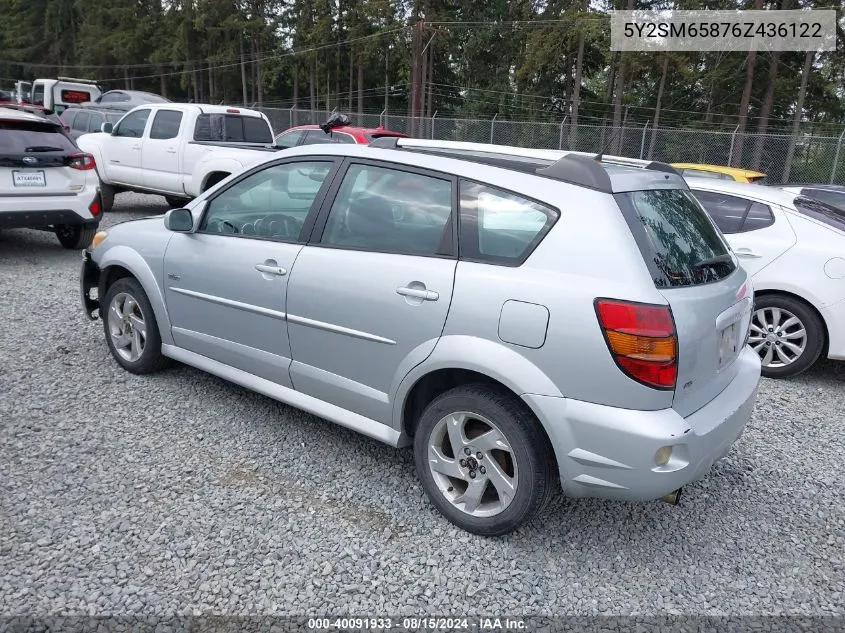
685 177 845 378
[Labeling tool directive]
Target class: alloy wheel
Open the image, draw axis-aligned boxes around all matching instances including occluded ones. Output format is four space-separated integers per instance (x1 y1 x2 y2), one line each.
748 306 807 368
107 292 147 362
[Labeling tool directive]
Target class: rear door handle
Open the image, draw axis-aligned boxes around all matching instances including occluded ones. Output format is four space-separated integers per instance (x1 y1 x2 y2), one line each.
396 286 439 301
255 264 287 276
735 248 762 259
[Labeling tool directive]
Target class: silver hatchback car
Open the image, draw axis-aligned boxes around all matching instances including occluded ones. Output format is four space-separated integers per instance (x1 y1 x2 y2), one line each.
80 139 761 535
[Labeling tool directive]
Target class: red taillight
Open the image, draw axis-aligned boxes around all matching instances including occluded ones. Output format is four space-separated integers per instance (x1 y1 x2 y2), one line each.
89 193 102 217
595 298 678 390
226 108 240 113
69 153 96 170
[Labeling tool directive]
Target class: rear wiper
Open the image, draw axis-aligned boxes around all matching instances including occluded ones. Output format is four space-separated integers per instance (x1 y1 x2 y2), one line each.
24 146 65 152
692 253 733 268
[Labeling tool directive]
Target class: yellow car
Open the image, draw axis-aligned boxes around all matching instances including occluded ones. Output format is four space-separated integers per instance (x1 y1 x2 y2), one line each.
671 163 766 183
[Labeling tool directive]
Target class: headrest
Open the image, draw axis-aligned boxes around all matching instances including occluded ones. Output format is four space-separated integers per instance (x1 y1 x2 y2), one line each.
346 196 395 238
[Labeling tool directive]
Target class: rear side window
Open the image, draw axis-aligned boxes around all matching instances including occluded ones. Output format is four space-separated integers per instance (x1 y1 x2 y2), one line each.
193 114 272 143
459 181 558 265
616 189 736 288
88 112 104 132
71 111 89 132
0 120 76 153
691 190 774 234
793 196 845 232
60 110 78 126
149 110 183 140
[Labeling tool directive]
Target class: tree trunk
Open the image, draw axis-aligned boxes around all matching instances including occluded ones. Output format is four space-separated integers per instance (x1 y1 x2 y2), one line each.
384 49 389 121
420 37 428 135
292 64 299 123
348 49 354 112
357 52 364 125
123 67 130 90
752 0 790 169
731 0 764 166
425 44 433 122
240 36 248 105
782 52 813 183
647 54 669 160
193 64 199 103
569 26 586 149
160 66 167 98
610 0 634 153
310 56 317 117
208 61 214 103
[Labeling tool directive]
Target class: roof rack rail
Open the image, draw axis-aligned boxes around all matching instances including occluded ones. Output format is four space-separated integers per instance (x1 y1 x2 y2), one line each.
365 138 683 192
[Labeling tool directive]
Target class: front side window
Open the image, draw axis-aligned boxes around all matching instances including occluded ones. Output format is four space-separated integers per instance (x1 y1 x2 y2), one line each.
88 112 104 133
32 84 45 106
149 110 183 140
199 161 334 241
616 188 735 288
71 111 90 132
113 109 150 138
459 181 558 264
321 163 453 256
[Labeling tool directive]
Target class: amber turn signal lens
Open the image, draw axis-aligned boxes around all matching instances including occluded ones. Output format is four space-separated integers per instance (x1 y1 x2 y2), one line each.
605 330 676 362
91 231 108 247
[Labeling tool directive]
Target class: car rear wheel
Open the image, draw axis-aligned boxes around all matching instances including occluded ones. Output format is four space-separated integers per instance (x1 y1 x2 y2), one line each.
413 384 555 536
100 184 115 213
164 195 192 208
102 277 171 374
55 224 96 250
749 294 824 378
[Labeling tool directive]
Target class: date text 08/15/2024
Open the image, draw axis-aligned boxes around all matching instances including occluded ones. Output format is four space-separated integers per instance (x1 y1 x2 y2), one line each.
307 617 528 630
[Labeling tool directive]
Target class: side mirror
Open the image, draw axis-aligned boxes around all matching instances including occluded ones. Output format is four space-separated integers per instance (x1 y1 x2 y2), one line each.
164 208 193 232
101 122 113 134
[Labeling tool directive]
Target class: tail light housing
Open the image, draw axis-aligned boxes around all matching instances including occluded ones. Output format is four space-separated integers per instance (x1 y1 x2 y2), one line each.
68 153 96 170
595 298 678 390
89 192 102 217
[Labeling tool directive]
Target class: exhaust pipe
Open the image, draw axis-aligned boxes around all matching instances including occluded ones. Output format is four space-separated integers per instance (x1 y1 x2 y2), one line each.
660 488 682 505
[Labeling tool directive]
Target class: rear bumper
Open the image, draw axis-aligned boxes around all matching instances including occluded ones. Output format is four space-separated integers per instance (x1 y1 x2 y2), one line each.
821 298 845 360
524 346 761 501
0 209 100 230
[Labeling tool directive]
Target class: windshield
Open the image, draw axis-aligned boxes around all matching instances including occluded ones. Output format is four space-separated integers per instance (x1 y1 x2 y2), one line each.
793 196 845 232
615 188 736 288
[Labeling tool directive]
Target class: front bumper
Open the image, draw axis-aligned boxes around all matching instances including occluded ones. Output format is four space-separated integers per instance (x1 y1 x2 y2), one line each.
524 346 761 501
80 250 101 320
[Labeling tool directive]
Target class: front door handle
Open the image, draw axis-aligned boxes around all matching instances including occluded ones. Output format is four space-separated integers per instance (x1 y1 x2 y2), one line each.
735 248 762 259
255 263 287 276
132 144 141 150
166 148 177 154
396 286 439 301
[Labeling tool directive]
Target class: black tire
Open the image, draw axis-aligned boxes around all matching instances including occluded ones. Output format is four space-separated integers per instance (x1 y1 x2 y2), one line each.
413 383 556 536
102 277 171 374
55 224 97 249
752 294 825 379
164 195 192 208
202 173 230 193
100 183 115 213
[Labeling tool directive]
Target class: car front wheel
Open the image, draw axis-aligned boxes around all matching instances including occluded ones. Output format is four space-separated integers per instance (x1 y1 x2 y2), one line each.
413 384 556 536
748 294 825 378
102 277 171 374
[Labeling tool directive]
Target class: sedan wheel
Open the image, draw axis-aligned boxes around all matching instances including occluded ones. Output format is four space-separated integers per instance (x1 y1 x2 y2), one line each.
748 306 807 369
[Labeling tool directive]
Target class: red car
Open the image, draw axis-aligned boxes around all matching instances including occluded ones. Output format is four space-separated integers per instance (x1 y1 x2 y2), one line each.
274 115 407 148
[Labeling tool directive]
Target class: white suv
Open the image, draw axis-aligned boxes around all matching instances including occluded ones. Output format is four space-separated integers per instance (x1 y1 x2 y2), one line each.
0 107 102 249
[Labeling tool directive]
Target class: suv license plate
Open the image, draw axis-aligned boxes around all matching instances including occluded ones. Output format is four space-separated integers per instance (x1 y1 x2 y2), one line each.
12 170 46 187
718 322 740 369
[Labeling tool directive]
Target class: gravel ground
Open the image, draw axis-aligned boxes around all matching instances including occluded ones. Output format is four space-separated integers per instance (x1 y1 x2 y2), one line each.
0 191 844 617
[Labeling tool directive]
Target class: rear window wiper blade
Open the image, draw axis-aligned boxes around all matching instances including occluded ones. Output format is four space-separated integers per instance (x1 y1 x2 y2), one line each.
24 146 66 152
692 253 733 268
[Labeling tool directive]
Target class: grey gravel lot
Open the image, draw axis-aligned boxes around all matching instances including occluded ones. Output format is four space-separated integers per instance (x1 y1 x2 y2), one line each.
0 191 844 617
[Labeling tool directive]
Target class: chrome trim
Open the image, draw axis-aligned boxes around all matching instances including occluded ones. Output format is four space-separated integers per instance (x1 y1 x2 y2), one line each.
169 287 286 320
287 313 397 345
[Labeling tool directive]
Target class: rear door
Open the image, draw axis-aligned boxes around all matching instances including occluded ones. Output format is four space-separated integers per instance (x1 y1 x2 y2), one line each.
141 109 184 193
615 188 754 418
0 115 86 200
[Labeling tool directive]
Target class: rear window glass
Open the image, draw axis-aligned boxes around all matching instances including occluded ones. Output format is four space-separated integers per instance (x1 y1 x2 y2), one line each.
800 188 845 211
0 121 76 153
194 114 272 143
616 189 736 288
793 196 845 232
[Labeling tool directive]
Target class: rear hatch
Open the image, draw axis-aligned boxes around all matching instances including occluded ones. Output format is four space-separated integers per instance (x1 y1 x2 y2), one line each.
615 188 753 417
0 116 86 196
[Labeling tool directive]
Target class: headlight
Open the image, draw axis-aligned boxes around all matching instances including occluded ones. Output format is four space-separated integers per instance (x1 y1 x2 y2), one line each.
91 231 108 247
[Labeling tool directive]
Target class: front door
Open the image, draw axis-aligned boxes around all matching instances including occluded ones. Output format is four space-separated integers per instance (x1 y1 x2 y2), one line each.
142 109 185 194
162 158 340 387
107 108 151 187
286 161 458 423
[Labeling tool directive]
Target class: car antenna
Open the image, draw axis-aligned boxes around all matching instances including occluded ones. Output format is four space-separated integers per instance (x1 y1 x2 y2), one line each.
593 125 622 162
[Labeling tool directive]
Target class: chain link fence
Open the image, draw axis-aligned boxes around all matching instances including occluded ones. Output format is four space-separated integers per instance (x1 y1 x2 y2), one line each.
257 107 845 185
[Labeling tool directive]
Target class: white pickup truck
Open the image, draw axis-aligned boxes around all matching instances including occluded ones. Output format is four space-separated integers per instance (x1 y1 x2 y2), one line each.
77 103 280 211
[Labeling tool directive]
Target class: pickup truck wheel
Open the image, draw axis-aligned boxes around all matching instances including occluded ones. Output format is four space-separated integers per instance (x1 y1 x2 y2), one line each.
102 277 171 374
55 224 96 249
413 384 556 536
164 195 192 208
100 184 115 213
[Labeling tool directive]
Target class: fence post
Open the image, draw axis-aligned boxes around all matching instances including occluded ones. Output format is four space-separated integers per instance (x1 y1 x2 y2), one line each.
558 116 568 150
727 125 740 166
380 109 386 128
639 120 651 159
490 114 498 144
289 106 296 129
831 128 845 184
431 111 437 140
